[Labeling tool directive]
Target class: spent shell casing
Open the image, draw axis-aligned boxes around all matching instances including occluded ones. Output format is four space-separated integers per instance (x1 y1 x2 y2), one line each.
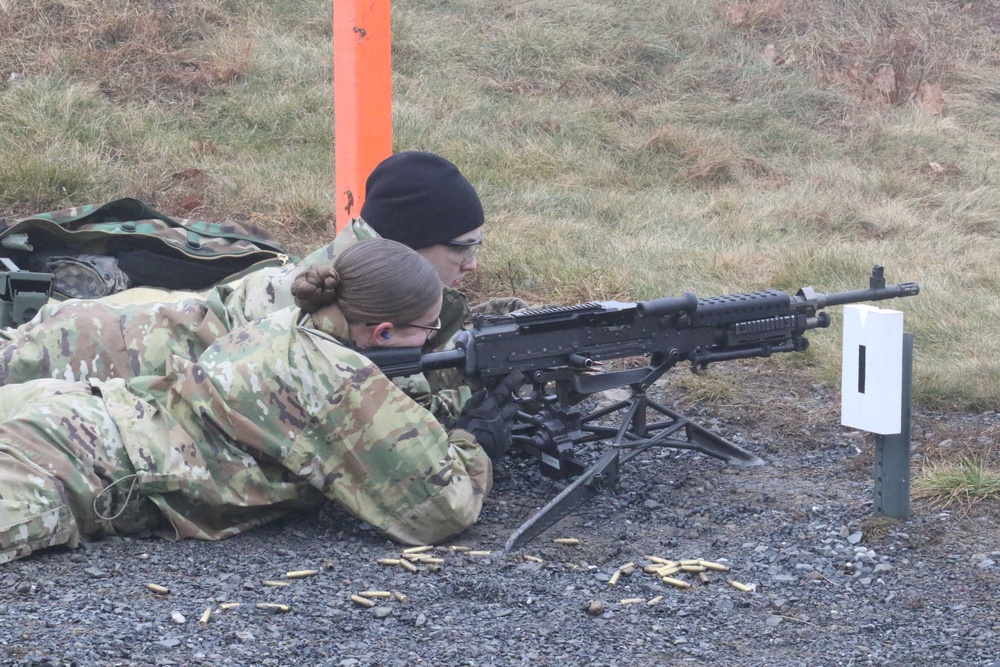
619 598 644 605
399 559 418 573
359 591 392 598
645 556 674 565
620 564 636 576
662 577 692 589
377 558 401 566
255 603 291 612
523 555 544 563
619 561 636 571
199 608 212 624
420 557 446 564
350 595 376 608
146 584 170 595
449 546 471 552
679 559 701 566
729 580 754 592
264 580 290 587
402 545 433 554
285 570 318 579
647 595 664 606
680 565 707 573
659 565 682 577
392 590 408 602
698 572 710 584
699 560 731 572
467 550 492 556
553 538 580 546
608 570 622 587
218 603 242 611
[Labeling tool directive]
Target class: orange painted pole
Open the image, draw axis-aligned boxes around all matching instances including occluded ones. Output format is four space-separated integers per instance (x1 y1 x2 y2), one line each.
333 0 393 231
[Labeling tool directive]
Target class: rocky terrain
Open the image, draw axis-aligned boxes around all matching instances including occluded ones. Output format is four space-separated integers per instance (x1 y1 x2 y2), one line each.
1 361 997 667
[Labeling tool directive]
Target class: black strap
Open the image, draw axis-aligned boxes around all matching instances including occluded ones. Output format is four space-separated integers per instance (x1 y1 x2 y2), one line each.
116 250 252 290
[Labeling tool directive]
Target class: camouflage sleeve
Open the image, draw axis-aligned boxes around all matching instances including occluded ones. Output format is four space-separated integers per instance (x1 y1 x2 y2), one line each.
392 373 473 426
272 340 493 544
380 427 492 546
290 354 493 545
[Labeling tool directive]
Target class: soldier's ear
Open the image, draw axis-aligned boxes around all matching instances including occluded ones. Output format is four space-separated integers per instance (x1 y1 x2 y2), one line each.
371 322 393 346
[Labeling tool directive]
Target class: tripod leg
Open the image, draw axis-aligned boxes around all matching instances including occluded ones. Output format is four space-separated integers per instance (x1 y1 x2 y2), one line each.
502 448 620 555
641 396 765 468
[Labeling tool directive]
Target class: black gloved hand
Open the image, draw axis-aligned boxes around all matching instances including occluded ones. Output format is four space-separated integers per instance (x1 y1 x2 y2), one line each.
454 370 524 462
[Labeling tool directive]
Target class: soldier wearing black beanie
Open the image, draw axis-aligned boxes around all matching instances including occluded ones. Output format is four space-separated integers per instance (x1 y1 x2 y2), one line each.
359 151 485 250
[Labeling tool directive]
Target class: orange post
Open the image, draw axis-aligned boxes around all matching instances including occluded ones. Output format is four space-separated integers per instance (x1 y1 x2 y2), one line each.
333 0 393 231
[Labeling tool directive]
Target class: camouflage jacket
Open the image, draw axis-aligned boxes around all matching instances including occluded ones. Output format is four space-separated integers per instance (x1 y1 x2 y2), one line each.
0 303 493 564
0 218 474 420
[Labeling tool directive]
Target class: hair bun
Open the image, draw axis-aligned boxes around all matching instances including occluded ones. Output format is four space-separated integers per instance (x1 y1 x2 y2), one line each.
291 265 341 313
323 268 341 292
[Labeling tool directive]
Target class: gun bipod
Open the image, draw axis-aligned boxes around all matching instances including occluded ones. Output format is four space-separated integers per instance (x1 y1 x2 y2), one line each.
501 391 765 555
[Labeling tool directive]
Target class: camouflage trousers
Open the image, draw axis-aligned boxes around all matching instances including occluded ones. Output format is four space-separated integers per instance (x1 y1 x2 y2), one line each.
0 381 157 564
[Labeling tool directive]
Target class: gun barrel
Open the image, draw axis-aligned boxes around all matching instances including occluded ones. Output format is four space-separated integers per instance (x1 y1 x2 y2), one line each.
819 281 920 308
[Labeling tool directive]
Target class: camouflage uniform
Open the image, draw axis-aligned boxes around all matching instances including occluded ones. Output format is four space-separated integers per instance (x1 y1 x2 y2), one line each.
0 218 473 420
0 305 492 565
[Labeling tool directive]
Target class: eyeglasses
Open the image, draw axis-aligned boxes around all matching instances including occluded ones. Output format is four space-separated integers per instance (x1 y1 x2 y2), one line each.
404 316 442 341
442 235 483 261
366 316 442 342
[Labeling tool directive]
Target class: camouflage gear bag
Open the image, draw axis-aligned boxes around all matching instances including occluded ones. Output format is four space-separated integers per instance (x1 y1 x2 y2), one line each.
0 198 292 326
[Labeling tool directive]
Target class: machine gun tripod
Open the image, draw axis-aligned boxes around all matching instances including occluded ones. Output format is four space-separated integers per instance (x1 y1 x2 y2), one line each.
503 355 764 555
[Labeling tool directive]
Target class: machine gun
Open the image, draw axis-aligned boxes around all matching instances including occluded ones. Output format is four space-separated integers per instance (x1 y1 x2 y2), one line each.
363 266 920 553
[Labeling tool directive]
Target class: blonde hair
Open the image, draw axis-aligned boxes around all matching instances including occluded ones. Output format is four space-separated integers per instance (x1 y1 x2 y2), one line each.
291 238 441 324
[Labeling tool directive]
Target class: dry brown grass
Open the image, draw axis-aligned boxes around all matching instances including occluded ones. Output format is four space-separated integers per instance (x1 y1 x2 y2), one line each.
0 0 249 105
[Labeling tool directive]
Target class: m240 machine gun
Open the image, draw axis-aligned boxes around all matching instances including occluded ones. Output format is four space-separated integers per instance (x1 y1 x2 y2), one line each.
364 266 920 553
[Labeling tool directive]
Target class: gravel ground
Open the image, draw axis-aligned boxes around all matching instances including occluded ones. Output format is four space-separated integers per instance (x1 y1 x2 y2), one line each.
2 361 998 667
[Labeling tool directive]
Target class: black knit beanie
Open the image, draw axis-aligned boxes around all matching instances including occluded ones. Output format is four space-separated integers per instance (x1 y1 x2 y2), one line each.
359 151 485 250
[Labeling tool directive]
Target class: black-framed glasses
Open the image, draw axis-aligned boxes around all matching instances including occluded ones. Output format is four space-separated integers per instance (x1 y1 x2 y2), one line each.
366 316 442 341
405 316 442 340
442 235 483 260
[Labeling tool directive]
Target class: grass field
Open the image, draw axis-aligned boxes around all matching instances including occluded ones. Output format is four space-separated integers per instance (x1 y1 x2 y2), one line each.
2 0 999 413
